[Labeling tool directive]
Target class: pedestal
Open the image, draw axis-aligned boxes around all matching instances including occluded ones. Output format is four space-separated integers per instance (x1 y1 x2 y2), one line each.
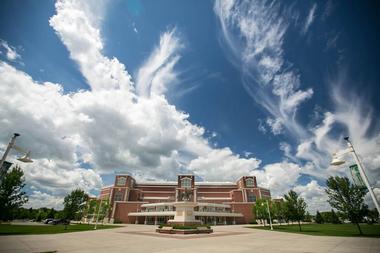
167 201 201 226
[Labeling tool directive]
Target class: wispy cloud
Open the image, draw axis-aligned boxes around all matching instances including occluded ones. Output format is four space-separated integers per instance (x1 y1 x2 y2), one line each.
136 28 183 97
0 39 21 61
302 3 317 34
214 0 312 138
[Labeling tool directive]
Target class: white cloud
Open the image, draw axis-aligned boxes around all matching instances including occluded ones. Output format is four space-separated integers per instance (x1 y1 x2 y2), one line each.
49 0 134 92
24 191 64 210
136 28 183 97
0 0 271 209
0 39 21 61
302 3 317 34
252 162 301 198
214 0 313 140
189 148 261 181
293 180 330 213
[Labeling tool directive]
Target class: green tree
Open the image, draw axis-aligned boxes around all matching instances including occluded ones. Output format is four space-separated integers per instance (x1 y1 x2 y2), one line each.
325 176 368 235
272 201 285 225
366 209 379 224
331 209 341 224
63 189 89 220
304 211 312 222
255 198 270 225
315 211 324 224
0 165 28 221
284 190 307 231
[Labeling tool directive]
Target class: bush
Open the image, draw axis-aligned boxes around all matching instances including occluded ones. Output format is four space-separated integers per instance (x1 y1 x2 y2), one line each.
249 220 258 224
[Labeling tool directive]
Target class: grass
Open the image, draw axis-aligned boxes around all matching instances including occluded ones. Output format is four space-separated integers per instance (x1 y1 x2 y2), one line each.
0 223 119 236
248 223 380 237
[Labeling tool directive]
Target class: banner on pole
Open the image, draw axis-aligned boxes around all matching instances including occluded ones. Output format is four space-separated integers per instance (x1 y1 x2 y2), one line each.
349 164 366 189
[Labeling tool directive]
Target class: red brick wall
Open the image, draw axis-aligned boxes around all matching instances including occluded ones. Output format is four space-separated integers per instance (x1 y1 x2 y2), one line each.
231 203 255 223
113 202 143 223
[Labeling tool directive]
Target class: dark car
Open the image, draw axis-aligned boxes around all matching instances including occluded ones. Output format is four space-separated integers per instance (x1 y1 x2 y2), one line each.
52 219 70 225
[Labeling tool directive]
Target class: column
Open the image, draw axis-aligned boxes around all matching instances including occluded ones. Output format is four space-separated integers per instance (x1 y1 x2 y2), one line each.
144 216 147 225
213 217 217 226
154 216 157 225
224 217 227 225
233 217 236 225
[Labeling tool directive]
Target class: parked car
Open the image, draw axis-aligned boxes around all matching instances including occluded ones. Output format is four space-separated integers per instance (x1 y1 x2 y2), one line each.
52 219 70 225
43 218 54 224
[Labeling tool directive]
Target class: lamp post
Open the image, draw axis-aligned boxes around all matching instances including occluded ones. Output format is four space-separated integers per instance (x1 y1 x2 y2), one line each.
262 200 273 230
0 133 33 183
330 136 380 216
94 198 103 230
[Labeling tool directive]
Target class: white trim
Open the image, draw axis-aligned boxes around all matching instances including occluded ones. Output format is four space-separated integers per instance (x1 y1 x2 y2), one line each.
142 196 171 200
198 197 232 200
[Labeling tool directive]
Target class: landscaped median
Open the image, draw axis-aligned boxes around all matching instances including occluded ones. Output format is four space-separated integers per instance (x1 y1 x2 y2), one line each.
247 224 380 238
156 224 213 234
0 223 120 235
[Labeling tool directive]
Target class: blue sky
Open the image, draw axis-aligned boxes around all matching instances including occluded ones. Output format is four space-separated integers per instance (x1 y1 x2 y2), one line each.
0 0 379 212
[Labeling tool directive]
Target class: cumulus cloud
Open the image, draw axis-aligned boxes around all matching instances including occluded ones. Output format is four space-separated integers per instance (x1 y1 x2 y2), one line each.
0 0 270 209
294 180 329 213
189 148 261 181
24 191 64 210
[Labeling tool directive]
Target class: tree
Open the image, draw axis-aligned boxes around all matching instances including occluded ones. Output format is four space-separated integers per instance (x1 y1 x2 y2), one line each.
272 200 285 225
331 209 341 224
315 211 324 224
325 176 368 235
366 209 379 224
63 189 89 220
283 190 307 231
304 211 312 222
0 165 28 221
255 198 270 226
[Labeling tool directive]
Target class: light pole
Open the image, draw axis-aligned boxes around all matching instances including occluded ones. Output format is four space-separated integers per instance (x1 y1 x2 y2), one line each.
0 133 33 183
94 198 103 230
262 200 273 230
330 136 380 216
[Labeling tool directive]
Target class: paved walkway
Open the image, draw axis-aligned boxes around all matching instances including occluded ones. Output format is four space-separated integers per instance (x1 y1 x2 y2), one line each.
0 224 379 253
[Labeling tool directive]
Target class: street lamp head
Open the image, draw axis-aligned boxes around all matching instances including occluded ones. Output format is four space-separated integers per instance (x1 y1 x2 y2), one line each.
330 155 345 166
17 151 33 163
14 133 20 137
344 136 349 141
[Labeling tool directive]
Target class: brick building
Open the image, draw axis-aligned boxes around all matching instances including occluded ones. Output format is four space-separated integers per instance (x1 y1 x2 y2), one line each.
99 174 271 225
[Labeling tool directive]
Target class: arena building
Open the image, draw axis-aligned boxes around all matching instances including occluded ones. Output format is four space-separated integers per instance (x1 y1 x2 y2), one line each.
99 174 271 225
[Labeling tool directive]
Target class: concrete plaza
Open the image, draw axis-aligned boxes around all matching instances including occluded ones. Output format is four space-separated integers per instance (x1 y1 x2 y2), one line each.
0 224 379 253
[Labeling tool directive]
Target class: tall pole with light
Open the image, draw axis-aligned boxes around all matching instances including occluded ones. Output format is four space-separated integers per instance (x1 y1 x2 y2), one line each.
0 133 33 183
94 198 103 230
262 199 273 230
330 136 380 216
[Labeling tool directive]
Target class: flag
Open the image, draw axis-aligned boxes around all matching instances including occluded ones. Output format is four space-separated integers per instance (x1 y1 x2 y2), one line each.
349 164 367 190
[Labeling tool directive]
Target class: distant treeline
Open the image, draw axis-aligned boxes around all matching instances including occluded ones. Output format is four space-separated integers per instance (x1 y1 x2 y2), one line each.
10 207 64 221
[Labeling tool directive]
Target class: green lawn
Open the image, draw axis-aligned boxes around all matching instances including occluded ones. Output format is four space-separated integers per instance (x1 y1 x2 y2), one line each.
0 224 119 235
248 223 380 237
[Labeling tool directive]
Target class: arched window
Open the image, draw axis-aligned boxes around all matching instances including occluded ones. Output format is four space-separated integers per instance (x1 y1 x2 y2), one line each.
114 191 123 201
181 177 192 188
246 178 254 187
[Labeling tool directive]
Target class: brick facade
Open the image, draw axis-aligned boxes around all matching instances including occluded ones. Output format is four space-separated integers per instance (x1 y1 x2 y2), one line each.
100 174 271 224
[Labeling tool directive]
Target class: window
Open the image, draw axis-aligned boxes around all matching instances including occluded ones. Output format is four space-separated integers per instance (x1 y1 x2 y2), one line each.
114 191 123 201
246 178 254 187
116 176 126 186
247 192 256 202
181 178 191 188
